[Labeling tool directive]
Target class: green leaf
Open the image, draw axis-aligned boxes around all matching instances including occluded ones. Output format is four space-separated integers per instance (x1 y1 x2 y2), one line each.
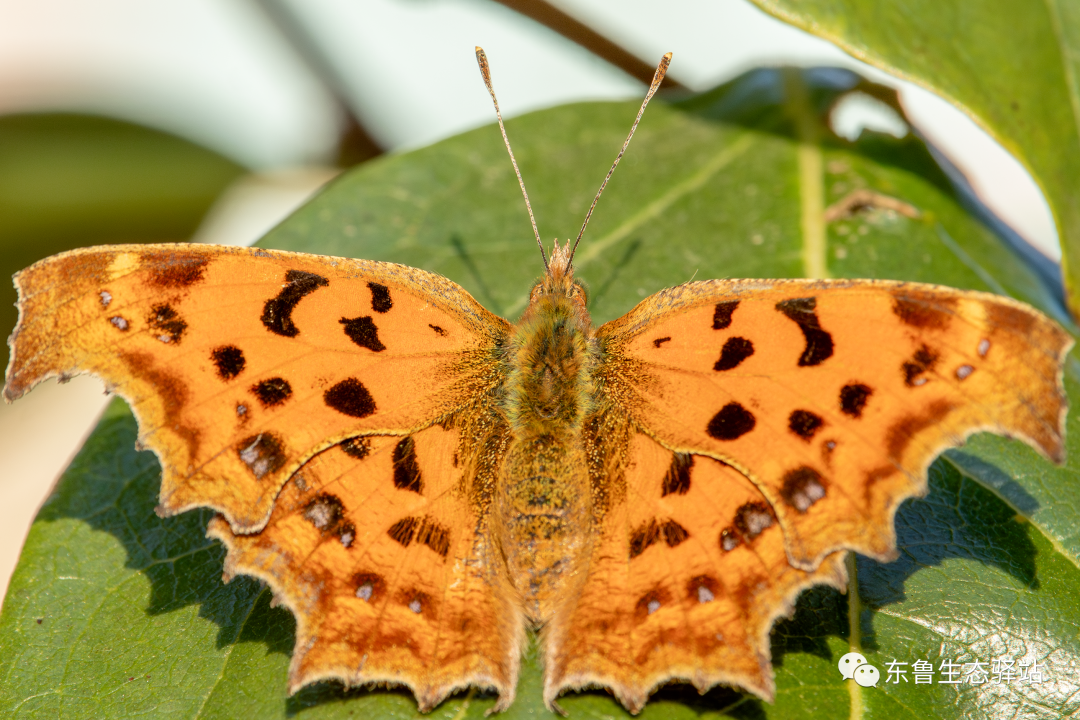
746 0 1080 319
0 113 246 372
3 68 1078 719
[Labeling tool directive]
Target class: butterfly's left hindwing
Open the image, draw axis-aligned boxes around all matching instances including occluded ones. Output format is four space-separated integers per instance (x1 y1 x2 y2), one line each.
209 420 523 711
5 244 511 532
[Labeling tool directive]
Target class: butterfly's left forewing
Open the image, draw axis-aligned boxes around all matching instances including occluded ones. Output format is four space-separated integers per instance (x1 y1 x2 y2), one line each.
5 244 511 532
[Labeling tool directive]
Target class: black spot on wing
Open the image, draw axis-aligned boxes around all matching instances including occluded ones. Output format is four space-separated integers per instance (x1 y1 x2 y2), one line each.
340 316 386 352
211 345 246 380
630 520 660 558
368 282 392 313
653 336 672 348
788 409 824 441
707 402 756 440
840 383 872 417
712 301 739 330
417 517 451 558
392 437 423 494
776 297 834 366
713 337 754 371
340 436 371 459
388 516 419 547
261 270 329 337
661 453 693 496
251 377 292 407
386 516 448 558
324 378 377 418
661 519 690 547
629 518 691 558
903 344 940 387
429 324 448 337
147 303 187 344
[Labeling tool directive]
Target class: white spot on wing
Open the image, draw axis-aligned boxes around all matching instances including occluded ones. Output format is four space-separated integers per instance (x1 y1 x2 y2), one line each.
647 599 661 614
304 501 332 529
744 510 772 536
721 532 739 552
978 338 990 357
99 290 112 307
793 479 827 511
239 434 272 478
110 316 128 330
697 585 715 603
356 582 373 601
409 599 422 614
956 364 974 380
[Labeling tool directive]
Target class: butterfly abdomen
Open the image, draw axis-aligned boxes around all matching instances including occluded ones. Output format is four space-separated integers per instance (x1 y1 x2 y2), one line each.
495 276 599 622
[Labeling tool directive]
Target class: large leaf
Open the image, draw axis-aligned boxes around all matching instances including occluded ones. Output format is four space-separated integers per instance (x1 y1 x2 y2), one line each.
746 0 1080 321
2 68 1078 719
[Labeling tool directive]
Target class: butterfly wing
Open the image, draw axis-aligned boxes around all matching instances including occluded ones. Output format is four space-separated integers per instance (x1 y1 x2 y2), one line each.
5 244 510 532
595 279 1069 569
545 423 847 710
6 243 523 707
546 278 1069 708
208 420 522 711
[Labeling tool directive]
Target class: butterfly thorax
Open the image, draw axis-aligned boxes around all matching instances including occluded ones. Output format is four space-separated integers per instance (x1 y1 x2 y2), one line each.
495 252 599 622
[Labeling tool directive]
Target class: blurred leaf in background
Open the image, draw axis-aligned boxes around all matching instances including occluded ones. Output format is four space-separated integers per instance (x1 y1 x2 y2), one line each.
0 113 245 370
2 62 1078 718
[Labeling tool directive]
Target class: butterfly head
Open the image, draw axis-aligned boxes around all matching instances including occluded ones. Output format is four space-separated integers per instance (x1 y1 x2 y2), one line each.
522 239 591 329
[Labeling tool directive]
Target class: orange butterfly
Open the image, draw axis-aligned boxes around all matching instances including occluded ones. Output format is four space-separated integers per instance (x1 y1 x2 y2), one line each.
3 49 1070 714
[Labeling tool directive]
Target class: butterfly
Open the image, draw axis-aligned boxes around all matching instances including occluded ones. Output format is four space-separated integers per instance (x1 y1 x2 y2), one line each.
2 49 1071 715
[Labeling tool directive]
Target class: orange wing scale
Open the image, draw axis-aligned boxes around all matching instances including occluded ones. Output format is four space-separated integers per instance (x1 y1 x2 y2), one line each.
5 244 509 532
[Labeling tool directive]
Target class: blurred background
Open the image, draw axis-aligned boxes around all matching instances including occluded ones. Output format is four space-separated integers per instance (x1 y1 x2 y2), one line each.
0 0 1060 607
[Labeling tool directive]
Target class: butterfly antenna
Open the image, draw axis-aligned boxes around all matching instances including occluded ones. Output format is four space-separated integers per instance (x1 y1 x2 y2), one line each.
568 52 671 267
475 46 548 271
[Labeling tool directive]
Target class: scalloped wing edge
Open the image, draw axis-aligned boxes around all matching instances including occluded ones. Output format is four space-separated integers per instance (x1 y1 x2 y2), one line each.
206 515 526 713
542 551 849 714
